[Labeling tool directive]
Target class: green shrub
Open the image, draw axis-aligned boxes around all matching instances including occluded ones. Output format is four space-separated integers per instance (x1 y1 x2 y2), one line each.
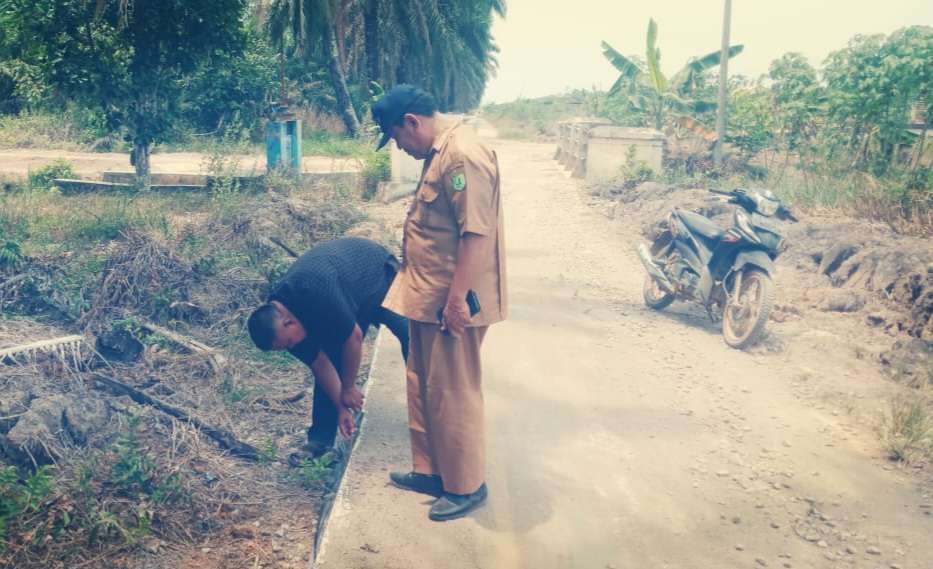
0 466 55 551
27 159 74 191
294 454 334 490
361 150 390 200
0 112 100 150
0 238 24 268
110 416 185 506
618 145 656 188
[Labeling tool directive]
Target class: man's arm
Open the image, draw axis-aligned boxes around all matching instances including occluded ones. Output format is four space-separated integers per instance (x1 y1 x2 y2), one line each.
310 352 344 408
442 232 488 336
338 324 365 410
310 352 356 437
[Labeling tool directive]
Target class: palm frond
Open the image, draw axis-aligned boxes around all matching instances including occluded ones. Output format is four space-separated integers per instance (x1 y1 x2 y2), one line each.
645 19 667 95
671 45 744 95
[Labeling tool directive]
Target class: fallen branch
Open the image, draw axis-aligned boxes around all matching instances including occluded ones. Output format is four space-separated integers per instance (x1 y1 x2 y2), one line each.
0 335 84 365
0 273 30 290
91 372 261 461
259 389 307 405
136 319 227 375
268 236 299 258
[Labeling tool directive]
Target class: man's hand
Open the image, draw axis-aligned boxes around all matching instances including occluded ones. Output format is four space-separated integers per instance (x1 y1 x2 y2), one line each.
337 406 356 438
340 385 365 412
442 295 472 337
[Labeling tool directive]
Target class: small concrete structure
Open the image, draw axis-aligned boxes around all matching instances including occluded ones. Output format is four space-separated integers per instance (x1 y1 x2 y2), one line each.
376 143 424 203
266 112 302 176
389 143 423 184
584 126 664 183
53 178 204 194
103 171 207 185
555 118 610 177
555 119 664 183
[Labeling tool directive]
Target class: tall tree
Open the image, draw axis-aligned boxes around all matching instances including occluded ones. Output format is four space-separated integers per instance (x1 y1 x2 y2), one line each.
5 0 247 188
361 0 506 111
768 53 824 153
822 26 932 173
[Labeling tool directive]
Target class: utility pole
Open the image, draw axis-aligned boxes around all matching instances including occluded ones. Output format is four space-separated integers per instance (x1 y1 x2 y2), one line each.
714 0 733 169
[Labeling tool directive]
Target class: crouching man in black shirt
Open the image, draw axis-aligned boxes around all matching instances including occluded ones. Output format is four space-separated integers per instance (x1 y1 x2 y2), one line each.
247 237 409 459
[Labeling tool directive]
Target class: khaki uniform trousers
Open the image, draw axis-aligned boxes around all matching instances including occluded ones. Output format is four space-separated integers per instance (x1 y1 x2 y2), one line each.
407 321 488 495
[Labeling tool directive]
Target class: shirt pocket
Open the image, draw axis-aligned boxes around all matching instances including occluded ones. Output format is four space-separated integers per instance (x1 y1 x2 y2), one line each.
414 179 449 229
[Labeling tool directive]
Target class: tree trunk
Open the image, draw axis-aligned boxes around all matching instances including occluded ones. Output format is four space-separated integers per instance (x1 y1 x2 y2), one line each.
913 122 928 170
364 0 380 81
132 140 152 191
324 25 361 137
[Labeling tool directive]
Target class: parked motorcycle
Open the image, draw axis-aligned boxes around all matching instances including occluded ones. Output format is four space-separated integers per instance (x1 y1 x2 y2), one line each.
637 188 798 349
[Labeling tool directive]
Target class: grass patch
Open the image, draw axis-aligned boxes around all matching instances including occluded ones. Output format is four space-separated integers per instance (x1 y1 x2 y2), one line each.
881 397 933 464
161 129 377 160
0 111 106 151
301 130 375 159
659 161 932 235
757 169 933 235
0 186 209 255
482 93 591 140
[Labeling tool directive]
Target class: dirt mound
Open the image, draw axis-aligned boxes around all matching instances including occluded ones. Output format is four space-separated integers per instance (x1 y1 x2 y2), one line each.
782 219 933 340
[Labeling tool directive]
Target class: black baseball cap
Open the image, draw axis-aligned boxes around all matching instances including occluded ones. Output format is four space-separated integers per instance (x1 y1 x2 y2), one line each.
372 84 437 150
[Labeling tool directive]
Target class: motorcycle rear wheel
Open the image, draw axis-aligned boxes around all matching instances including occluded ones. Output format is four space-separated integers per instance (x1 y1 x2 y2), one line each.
722 268 774 349
643 274 675 310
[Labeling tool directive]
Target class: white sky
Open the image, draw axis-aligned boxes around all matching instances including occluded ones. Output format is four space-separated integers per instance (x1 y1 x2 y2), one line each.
483 0 933 103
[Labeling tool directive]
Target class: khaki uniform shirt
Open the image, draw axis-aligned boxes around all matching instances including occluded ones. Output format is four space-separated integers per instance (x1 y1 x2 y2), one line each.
382 116 507 326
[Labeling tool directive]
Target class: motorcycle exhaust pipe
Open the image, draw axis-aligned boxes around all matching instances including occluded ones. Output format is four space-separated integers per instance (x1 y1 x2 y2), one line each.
637 244 676 294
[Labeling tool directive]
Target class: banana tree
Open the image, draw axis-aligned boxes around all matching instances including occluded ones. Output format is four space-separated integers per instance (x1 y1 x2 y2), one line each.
602 19 743 129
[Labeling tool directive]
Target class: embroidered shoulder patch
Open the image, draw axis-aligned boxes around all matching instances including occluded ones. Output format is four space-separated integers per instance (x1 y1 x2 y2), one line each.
450 171 466 191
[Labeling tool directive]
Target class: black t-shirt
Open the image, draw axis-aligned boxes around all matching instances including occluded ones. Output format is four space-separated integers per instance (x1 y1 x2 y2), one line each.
269 237 394 367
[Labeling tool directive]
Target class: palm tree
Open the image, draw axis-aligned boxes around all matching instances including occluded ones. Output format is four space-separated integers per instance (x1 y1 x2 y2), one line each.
269 0 362 135
602 18 743 129
346 0 504 112
268 0 504 133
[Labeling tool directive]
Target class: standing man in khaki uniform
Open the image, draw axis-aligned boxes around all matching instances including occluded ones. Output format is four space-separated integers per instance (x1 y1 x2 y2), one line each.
372 85 507 521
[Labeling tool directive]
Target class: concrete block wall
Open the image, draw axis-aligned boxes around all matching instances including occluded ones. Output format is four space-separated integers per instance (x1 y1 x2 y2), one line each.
584 126 664 183
555 119 664 183
390 143 423 183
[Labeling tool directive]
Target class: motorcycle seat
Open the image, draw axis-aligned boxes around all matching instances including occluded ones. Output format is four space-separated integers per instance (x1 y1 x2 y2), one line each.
675 209 725 241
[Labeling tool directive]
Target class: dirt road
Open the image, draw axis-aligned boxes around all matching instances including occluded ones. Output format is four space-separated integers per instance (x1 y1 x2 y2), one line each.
318 137 931 569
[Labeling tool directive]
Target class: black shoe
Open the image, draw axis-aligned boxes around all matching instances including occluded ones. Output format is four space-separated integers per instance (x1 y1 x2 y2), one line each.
428 483 488 521
389 471 444 497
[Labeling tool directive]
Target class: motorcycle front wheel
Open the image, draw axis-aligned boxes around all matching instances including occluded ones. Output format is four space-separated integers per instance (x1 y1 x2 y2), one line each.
643 274 675 310
722 268 774 349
